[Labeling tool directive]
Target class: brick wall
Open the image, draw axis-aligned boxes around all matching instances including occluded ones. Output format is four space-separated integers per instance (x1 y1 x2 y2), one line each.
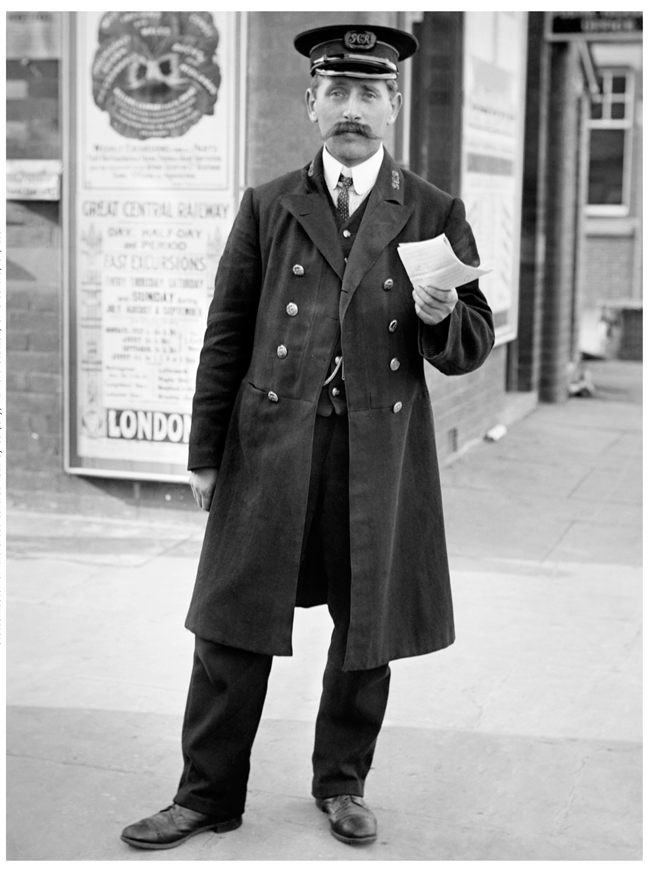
7 47 64 472
7 203 63 468
6 59 60 159
582 235 636 309
426 345 506 463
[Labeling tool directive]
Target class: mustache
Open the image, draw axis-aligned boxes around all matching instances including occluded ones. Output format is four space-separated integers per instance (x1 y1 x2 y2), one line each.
323 121 379 140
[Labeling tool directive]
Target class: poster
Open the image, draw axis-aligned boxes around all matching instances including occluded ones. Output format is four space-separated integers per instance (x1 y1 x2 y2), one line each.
66 11 244 480
461 11 527 344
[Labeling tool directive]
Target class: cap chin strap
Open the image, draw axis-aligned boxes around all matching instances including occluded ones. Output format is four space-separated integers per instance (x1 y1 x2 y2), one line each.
314 69 397 80
311 52 398 78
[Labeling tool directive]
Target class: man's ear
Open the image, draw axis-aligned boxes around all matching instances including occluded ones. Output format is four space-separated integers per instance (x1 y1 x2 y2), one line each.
305 88 318 123
388 92 403 126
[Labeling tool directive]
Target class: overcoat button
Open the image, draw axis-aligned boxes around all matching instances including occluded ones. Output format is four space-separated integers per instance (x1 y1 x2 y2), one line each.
292 264 305 276
388 319 398 332
342 230 352 238
383 279 394 290
390 358 401 371
277 345 287 358
268 391 279 403
392 401 403 413
286 302 298 316
331 387 340 396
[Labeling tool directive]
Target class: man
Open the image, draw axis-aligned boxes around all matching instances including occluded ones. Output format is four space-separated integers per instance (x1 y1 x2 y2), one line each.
121 23 494 851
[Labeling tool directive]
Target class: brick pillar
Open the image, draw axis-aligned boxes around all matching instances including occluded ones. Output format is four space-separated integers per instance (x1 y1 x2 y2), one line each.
410 12 463 193
515 12 550 393
540 41 581 403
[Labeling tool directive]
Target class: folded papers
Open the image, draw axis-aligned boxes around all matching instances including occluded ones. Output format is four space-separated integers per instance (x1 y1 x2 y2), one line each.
397 233 490 290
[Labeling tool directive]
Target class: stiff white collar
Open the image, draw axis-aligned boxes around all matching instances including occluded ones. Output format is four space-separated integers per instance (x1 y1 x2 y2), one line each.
322 144 384 200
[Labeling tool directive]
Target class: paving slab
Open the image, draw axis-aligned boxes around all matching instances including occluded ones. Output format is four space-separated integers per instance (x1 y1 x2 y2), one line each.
547 518 642 564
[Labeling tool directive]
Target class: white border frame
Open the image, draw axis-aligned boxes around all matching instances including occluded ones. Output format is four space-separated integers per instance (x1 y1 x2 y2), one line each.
460 11 528 347
63 11 248 482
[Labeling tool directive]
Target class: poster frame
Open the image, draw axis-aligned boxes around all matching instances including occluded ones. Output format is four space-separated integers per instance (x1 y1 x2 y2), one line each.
459 10 528 347
63 11 247 482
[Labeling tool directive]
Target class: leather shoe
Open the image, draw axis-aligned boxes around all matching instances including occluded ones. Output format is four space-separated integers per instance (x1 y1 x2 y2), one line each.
316 795 377 845
121 803 242 850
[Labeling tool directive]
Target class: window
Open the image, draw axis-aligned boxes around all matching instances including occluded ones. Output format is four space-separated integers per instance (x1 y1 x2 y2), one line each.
587 69 634 214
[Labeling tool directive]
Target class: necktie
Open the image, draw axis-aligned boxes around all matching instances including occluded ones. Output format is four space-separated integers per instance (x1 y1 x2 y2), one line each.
337 174 353 222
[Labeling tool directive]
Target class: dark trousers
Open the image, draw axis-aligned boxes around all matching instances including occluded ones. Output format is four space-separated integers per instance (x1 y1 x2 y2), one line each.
173 414 391 818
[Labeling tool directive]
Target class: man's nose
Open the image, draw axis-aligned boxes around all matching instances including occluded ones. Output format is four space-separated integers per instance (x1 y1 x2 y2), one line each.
342 95 362 120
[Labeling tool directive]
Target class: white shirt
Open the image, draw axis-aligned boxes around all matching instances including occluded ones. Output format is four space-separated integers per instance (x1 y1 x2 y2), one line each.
322 144 384 218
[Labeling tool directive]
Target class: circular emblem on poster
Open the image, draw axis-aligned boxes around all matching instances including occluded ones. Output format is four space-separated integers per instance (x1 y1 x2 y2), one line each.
92 12 222 140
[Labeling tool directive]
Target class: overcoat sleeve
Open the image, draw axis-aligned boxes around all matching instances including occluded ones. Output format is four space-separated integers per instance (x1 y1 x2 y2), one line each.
418 197 495 375
188 187 262 470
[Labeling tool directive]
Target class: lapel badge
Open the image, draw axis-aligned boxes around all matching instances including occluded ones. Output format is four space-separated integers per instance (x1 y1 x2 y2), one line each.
391 170 400 189
308 159 315 177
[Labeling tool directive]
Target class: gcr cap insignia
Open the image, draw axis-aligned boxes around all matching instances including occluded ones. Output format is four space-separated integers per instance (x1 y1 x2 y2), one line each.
344 30 377 51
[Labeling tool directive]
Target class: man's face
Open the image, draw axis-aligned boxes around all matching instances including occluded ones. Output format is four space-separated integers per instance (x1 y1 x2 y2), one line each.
305 76 402 167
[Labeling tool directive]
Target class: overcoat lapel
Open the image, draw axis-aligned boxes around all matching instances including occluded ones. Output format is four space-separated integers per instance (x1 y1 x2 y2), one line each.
280 149 414 322
280 153 345 280
340 153 413 323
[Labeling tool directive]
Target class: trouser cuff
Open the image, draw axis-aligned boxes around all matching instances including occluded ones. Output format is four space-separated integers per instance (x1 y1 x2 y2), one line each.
173 789 244 819
312 780 364 800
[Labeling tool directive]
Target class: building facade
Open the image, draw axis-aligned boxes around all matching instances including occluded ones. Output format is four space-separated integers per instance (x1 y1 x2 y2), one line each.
5 11 643 510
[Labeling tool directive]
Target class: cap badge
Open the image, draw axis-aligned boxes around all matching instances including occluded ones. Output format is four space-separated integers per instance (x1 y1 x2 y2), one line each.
344 30 377 52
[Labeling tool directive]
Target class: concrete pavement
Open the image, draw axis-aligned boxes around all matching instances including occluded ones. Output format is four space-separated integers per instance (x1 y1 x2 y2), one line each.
5 359 642 861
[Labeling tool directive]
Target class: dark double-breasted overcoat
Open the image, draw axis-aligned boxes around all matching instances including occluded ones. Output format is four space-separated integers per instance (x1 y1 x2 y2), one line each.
186 148 494 670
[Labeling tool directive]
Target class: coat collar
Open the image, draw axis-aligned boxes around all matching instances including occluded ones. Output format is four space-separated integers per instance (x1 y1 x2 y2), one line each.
280 148 413 311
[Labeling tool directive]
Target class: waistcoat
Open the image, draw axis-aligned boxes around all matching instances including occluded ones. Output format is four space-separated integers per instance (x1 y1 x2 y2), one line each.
317 193 371 416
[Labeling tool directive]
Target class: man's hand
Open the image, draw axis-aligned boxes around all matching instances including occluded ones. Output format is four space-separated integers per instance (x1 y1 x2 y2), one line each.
412 285 458 325
189 467 219 512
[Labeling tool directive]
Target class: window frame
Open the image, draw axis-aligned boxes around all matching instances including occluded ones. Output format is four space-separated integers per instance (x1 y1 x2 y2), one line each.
586 67 635 217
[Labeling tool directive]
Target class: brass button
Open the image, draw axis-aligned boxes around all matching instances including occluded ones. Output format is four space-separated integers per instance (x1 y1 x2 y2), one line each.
277 345 287 359
388 319 398 333
383 279 394 290
286 302 298 316
392 401 403 413
268 391 279 403
342 230 352 238
292 264 304 276
331 387 340 397
390 358 401 371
